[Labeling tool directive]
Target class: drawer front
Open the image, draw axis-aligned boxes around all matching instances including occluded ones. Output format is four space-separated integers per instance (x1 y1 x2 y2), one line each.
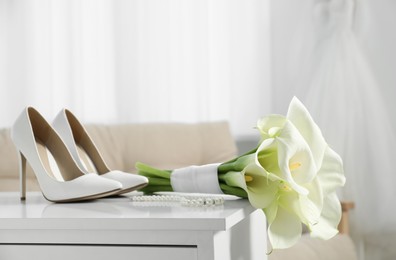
0 244 197 260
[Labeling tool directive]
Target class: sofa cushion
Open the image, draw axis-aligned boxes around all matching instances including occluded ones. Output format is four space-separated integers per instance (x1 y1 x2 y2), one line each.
85 121 237 172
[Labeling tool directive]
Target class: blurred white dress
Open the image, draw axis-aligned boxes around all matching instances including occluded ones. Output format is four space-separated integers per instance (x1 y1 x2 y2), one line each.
292 0 396 259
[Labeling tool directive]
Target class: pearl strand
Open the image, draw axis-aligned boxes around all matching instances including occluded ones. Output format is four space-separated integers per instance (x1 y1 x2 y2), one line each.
131 195 224 207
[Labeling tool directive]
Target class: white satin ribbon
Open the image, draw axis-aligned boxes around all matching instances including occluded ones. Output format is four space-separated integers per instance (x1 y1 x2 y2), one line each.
170 163 223 194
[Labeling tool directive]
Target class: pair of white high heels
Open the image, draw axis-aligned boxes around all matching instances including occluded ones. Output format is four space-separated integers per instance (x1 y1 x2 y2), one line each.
11 107 148 202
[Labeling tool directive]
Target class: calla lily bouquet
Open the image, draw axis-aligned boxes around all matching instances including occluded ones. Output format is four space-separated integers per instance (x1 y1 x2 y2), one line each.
136 97 346 250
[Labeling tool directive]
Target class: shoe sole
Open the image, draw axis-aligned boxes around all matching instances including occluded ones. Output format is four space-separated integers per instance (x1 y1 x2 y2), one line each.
41 188 122 203
111 182 149 196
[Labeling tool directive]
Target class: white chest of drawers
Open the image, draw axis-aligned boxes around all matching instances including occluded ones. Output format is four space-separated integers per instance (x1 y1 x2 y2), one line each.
0 192 267 260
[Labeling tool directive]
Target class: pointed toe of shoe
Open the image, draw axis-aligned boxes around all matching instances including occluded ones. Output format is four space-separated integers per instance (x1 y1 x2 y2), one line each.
101 171 149 194
43 174 123 202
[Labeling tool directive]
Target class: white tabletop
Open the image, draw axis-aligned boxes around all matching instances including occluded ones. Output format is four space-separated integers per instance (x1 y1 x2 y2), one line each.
0 192 256 232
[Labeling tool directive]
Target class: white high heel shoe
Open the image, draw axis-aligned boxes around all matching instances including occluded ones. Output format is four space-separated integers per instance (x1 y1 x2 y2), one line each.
53 109 148 195
11 107 123 202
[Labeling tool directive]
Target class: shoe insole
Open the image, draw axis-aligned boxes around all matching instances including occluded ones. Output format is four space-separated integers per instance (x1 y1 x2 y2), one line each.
36 139 65 181
76 144 98 174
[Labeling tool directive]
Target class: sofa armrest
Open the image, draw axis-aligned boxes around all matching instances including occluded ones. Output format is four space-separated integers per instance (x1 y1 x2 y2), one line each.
338 201 355 235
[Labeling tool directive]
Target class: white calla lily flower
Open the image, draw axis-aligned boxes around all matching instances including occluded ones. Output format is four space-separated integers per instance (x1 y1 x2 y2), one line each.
254 97 345 249
223 164 279 209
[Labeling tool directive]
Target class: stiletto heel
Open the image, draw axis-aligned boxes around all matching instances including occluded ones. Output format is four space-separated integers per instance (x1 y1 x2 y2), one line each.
11 107 122 202
53 109 148 195
18 152 26 201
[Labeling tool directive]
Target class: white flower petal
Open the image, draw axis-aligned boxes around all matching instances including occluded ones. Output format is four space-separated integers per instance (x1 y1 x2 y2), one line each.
223 165 279 209
257 115 287 139
310 192 342 240
255 138 284 181
268 206 302 249
276 121 317 194
317 146 346 194
223 171 247 190
264 199 279 224
300 178 323 225
287 97 327 169
242 164 279 209
278 191 302 219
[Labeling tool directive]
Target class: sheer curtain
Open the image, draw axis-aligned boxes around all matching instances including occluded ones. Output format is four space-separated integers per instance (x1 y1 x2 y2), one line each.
0 0 271 138
274 0 396 259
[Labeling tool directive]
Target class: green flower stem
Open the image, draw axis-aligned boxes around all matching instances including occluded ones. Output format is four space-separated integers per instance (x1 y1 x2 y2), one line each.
218 173 227 182
135 162 171 179
139 171 170 179
218 153 255 174
221 147 258 165
140 185 174 194
220 184 248 198
136 161 248 198
146 177 171 186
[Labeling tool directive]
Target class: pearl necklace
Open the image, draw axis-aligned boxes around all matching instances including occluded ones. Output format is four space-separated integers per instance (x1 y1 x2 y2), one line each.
131 194 224 207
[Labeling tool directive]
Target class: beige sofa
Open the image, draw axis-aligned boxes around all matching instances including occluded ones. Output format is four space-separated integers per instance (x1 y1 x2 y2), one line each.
0 121 357 260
